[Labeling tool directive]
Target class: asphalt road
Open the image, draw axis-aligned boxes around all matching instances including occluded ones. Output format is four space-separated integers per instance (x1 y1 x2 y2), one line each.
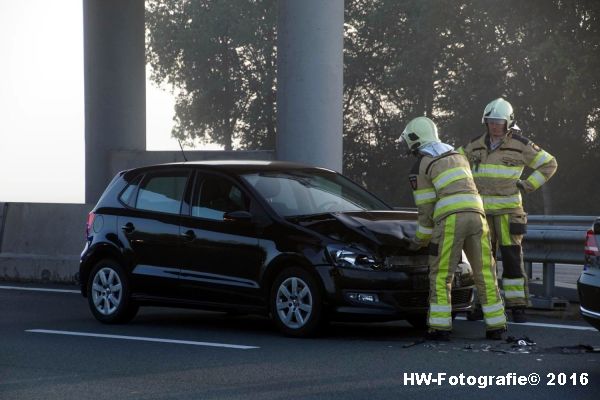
1 283 599 400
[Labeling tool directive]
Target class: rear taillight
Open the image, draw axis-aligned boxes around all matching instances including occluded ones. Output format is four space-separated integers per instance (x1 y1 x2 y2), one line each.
584 229 599 256
86 212 96 239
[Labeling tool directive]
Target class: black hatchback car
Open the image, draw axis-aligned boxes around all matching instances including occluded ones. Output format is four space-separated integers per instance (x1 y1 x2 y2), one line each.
80 161 474 336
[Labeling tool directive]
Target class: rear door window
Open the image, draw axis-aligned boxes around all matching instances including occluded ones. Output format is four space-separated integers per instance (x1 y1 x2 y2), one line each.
136 171 189 214
191 175 250 220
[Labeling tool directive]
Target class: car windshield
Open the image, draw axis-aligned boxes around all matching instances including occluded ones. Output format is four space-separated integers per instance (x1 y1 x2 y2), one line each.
242 169 391 217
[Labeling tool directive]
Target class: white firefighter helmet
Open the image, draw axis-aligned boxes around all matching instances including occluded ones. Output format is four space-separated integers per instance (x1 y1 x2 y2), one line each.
401 116 440 153
482 98 516 128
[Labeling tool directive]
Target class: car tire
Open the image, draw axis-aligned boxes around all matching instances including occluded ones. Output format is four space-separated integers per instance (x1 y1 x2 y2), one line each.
87 259 138 324
270 267 324 337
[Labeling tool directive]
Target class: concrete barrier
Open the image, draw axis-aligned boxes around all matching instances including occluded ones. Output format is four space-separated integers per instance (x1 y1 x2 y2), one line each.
0 202 92 283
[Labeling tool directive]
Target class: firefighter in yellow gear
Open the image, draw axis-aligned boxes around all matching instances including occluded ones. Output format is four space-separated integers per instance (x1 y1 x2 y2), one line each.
400 116 507 341
458 98 558 322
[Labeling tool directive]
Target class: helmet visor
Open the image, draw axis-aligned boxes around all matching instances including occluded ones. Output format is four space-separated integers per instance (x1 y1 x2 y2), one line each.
485 118 506 125
397 133 412 154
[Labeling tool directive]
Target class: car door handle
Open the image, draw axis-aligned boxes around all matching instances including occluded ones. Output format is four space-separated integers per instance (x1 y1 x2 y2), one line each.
121 222 135 234
181 230 196 242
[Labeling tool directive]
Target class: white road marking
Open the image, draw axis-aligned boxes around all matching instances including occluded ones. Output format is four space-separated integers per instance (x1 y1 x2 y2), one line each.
506 321 597 331
25 329 260 350
6 285 595 333
0 285 79 294
455 316 597 331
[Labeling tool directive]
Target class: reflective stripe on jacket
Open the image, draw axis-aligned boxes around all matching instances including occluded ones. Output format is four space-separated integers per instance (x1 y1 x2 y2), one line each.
409 149 485 247
457 132 557 215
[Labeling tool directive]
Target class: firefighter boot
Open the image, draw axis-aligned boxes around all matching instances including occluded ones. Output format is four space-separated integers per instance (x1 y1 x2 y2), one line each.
425 329 451 341
485 327 507 340
511 308 527 323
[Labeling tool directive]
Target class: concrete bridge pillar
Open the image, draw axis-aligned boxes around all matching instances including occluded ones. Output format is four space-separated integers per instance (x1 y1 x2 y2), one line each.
276 0 344 172
83 0 146 203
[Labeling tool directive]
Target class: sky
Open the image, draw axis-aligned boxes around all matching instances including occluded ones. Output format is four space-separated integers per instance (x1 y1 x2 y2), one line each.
0 0 217 204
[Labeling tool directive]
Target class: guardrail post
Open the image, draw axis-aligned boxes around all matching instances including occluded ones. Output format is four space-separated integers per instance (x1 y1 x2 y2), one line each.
543 262 555 298
530 261 568 310
524 261 532 279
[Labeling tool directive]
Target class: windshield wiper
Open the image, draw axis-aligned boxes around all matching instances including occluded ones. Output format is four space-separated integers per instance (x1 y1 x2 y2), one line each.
286 213 337 226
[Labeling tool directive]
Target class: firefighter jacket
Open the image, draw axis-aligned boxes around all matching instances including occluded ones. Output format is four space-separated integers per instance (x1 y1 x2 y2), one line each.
458 132 557 215
410 149 485 247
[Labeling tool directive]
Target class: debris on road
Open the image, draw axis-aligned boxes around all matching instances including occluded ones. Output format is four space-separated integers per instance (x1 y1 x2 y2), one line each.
402 339 427 348
544 345 600 354
399 334 599 357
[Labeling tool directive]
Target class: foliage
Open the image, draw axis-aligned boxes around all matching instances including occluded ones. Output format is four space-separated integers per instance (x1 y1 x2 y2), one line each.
146 0 277 150
342 0 600 213
146 0 600 213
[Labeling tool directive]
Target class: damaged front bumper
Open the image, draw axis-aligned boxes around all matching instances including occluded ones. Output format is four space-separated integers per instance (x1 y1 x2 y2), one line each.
314 261 475 321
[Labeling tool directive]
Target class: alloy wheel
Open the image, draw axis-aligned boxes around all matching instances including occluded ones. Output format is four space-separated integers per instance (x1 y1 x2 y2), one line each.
275 277 313 329
91 267 123 315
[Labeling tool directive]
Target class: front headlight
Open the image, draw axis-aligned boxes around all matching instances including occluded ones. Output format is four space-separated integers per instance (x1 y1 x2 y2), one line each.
326 244 383 270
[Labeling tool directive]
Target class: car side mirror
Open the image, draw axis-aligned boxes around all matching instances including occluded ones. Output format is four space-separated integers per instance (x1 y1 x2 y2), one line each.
223 210 253 223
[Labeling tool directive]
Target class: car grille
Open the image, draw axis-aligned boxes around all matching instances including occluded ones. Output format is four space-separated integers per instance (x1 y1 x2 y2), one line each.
450 288 473 305
385 255 429 268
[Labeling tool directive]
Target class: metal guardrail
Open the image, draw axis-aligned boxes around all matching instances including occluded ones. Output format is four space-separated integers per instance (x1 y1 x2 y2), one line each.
523 215 593 264
522 215 597 309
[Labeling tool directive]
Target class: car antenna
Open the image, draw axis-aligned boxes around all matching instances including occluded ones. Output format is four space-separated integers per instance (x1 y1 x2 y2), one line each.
178 139 189 162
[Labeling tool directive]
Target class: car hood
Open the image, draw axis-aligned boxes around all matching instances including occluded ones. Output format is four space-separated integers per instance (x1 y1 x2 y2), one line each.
288 210 419 253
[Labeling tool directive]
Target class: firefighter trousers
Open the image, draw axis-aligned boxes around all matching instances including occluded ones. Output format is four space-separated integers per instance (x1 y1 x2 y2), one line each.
428 212 506 331
487 213 530 308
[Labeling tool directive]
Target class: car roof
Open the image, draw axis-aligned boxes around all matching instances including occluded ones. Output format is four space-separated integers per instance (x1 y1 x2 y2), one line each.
124 160 337 176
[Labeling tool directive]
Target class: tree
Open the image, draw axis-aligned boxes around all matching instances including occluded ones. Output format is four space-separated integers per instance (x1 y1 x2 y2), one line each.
343 0 480 205
147 0 600 213
344 0 600 213
146 0 277 150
